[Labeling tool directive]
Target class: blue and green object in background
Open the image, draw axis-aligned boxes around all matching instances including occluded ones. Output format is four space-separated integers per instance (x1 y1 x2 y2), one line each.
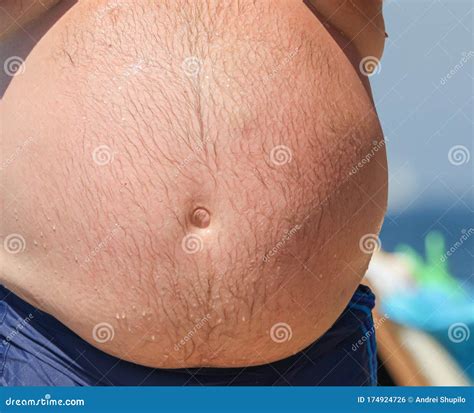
382 231 474 381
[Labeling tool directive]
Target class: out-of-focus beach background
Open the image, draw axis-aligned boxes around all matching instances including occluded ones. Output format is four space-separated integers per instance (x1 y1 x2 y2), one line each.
375 0 472 280
366 0 473 385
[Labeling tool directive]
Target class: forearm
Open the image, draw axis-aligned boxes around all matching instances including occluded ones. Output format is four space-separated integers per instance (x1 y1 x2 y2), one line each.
306 0 386 61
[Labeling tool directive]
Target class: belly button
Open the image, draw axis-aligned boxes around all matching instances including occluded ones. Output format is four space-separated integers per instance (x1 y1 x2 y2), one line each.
190 207 211 229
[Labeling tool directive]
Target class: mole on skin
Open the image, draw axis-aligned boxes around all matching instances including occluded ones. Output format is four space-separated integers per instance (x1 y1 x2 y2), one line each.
191 207 211 228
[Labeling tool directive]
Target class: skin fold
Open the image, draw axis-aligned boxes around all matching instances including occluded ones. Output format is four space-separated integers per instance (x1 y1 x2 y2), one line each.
0 0 387 368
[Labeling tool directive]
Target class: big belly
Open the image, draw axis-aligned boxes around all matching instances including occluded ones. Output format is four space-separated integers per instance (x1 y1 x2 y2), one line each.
0 0 387 367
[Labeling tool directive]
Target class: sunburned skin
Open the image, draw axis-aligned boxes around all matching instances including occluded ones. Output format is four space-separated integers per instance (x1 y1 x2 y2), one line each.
0 0 387 368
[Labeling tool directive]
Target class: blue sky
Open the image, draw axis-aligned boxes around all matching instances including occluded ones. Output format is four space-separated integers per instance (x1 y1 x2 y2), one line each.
371 0 472 214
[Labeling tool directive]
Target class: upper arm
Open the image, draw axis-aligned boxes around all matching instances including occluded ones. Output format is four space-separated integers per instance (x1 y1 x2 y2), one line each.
0 0 60 41
305 0 386 62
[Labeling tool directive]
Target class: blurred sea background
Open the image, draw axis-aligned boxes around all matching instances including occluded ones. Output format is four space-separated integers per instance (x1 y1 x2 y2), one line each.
372 0 473 285
371 0 474 383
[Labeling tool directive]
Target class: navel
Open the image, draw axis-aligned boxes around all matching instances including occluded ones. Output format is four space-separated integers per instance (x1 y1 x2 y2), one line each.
190 207 211 228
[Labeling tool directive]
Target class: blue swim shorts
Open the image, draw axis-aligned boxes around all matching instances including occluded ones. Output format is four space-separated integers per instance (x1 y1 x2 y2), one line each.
0 284 377 386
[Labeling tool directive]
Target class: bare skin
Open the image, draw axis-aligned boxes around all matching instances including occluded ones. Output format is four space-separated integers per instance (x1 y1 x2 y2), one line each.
0 0 387 368
307 0 385 61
